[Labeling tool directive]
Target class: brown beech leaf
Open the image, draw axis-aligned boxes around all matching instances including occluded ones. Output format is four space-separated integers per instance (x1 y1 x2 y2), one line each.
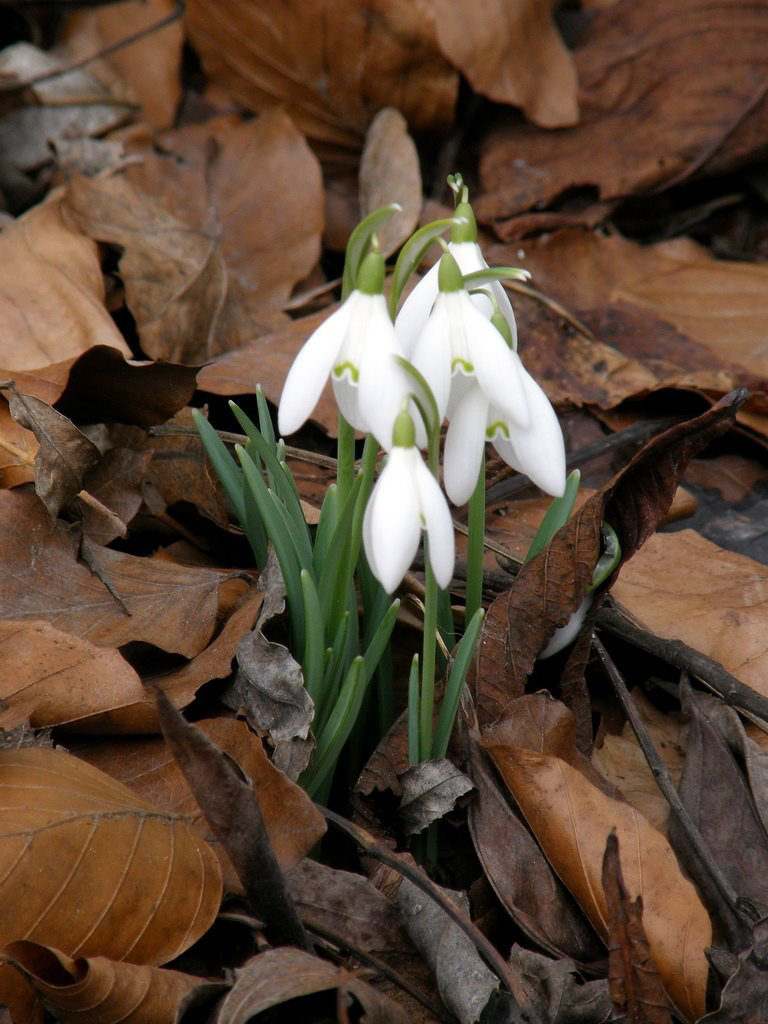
484 742 711 1021
433 0 578 127
155 689 314 950
0 747 221 1019
397 758 474 836
602 833 674 1023
60 0 183 130
467 736 604 964
197 308 339 434
471 391 746 726
184 0 458 149
0 198 130 370
75 717 326 878
0 621 145 732
216 947 409 1024
0 489 232 658
494 229 768 384
78 448 152 546
0 401 36 489
2 941 202 1024
5 387 101 519
64 110 321 363
611 531 768 700
359 109 422 258
478 0 768 218
703 918 768 1022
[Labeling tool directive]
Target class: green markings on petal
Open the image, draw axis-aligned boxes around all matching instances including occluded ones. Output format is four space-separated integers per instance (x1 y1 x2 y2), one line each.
333 361 359 382
451 357 473 374
486 420 510 440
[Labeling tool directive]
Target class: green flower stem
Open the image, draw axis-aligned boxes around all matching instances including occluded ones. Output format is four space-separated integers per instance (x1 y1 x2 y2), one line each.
336 413 356 509
419 548 439 763
465 461 486 628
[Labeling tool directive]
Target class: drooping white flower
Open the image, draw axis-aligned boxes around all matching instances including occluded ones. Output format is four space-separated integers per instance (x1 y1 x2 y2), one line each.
409 251 530 433
443 331 566 506
363 411 454 593
395 201 518 358
278 252 408 451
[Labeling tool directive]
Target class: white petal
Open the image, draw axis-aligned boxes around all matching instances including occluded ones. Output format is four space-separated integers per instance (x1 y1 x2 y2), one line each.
278 300 353 435
449 241 518 343
394 261 440 358
367 449 422 593
413 458 455 589
411 298 453 421
443 386 489 506
332 374 366 433
492 367 566 497
539 596 592 658
465 309 529 428
357 309 409 450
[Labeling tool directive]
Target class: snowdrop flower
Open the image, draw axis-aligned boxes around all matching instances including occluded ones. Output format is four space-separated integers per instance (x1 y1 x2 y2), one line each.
278 251 408 451
410 251 530 433
363 410 454 593
395 200 517 357
443 311 566 505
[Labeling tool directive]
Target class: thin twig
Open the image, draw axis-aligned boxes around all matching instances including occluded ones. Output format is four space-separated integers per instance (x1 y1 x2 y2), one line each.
319 806 542 1022
502 280 596 340
598 600 768 729
593 635 753 947
0 0 185 92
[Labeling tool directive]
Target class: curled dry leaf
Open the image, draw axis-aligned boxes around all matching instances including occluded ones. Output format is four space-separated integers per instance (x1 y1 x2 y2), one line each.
602 833 674 1023
701 917 768 1022
5 387 101 520
471 391 746 726
508 945 612 1024
2 941 202 1024
484 741 711 1022
433 0 578 127
0 197 130 370
184 0 457 149
359 109 422 259
397 878 498 1024
0 748 221 1018
479 0 768 217
397 758 474 836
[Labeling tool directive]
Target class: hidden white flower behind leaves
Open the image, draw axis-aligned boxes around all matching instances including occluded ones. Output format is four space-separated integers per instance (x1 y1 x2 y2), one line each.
363 411 454 594
278 251 408 451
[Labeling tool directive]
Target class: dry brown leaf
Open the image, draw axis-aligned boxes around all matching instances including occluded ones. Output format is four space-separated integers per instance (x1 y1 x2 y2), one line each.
601 833 674 1023
75 717 325 878
433 0 578 127
0 402 36 489
484 742 711 1021
2 941 202 1024
611 530 768 700
0 197 130 370
65 112 320 362
359 108 422 258
497 229 768 383
0 489 232 657
0 747 221 1019
78 448 152 546
478 0 768 216
61 0 184 129
0 621 145 732
184 0 458 149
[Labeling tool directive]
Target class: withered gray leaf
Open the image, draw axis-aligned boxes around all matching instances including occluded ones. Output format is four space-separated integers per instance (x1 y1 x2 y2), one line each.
702 917 768 1022
398 758 475 836
508 946 612 1024
398 878 498 1024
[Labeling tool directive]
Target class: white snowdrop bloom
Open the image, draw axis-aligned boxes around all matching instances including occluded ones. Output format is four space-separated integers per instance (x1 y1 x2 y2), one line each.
538 597 591 659
443 355 566 506
394 201 518 358
363 412 455 593
409 251 530 434
278 252 408 451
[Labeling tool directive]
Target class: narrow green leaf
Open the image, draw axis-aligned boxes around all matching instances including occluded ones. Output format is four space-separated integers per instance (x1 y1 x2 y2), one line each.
192 409 245 525
461 266 531 287
589 522 621 591
524 469 581 565
342 203 401 300
407 653 420 767
432 608 484 760
313 483 339 577
389 216 466 319
303 656 366 798
301 570 326 706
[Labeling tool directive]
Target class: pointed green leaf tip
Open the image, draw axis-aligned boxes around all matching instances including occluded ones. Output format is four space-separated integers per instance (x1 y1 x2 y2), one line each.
450 200 477 243
437 251 464 293
355 249 385 295
392 408 415 448
491 308 514 348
